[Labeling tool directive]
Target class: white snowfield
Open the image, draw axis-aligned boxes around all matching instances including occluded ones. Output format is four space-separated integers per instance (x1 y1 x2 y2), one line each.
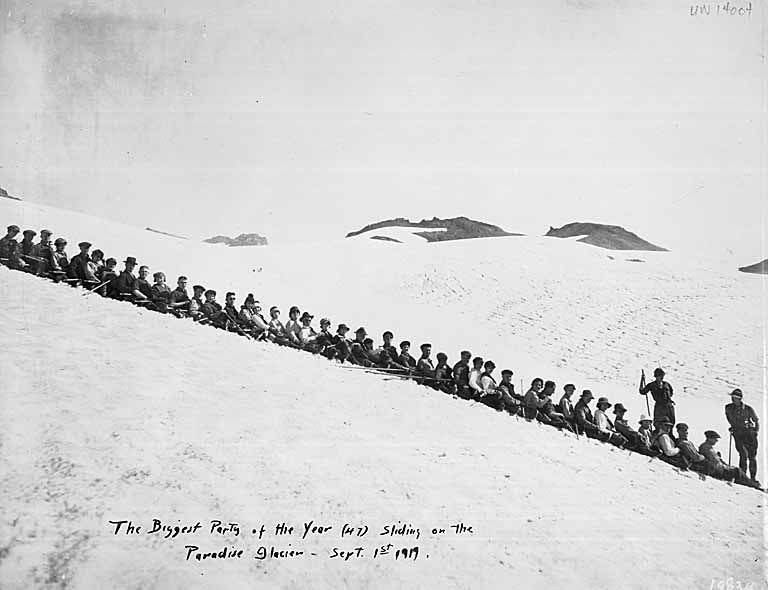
0 197 766 589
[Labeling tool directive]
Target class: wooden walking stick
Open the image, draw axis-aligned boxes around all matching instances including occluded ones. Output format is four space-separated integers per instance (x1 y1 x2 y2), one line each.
640 369 651 416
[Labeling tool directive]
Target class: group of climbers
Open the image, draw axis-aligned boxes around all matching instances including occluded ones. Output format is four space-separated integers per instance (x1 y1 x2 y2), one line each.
0 223 762 491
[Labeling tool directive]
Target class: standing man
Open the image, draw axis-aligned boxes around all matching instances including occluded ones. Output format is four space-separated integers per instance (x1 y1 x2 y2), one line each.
725 388 759 482
639 367 676 427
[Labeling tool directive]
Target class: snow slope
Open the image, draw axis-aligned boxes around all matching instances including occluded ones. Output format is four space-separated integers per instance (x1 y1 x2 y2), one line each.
0 265 765 590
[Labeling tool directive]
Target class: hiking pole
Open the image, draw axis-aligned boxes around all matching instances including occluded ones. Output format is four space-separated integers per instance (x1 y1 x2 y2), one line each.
82 278 112 296
728 433 733 465
640 369 651 416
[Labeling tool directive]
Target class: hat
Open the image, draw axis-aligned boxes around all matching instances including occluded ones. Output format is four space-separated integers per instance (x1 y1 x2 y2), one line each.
300 312 314 321
270 306 279 313
6 225 19 232
337 323 349 331
320 318 331 326
704 430 721 439
675 423 689 431
124 257 137 265
40 229 52 237
730 388 743 399
193 284 205 291
289 306 300 314
612 403 627 414
653 367 665 377
596 397 612 407
78 241 92 249
638 414 652 423
54 237 67 245
23 229 36 236
355 327 367 335
581 389 594 400
657 418 674 427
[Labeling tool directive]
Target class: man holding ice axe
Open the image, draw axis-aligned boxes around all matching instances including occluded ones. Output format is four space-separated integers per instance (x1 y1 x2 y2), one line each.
639 367 676 428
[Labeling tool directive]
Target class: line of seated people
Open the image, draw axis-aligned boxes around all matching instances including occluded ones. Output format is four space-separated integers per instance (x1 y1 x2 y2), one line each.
0 224 760 491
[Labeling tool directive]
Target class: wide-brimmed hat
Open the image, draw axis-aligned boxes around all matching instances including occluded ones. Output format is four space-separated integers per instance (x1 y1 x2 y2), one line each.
300 312 314 322
704 430 721 439
320 318 331 326
54 237 67 245
124 256 137 265
23 229 36 236
612 403 627 414
6 225 19 233
78 241 92 249
581 390 594 400
337 323 350 332
40 229 52 237
638 414 652 423
355 327 367 335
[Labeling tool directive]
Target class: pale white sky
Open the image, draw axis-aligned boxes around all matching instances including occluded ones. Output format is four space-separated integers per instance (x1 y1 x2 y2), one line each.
0 0 764 257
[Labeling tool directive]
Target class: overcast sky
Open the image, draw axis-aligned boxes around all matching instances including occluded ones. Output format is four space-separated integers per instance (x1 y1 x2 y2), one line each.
0 0 764 257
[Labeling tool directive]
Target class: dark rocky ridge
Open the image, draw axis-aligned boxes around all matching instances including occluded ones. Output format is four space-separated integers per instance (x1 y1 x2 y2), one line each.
346 216 520 242
0 187 22 201
738 259 768 275
545 222 667 251
204 233 268 247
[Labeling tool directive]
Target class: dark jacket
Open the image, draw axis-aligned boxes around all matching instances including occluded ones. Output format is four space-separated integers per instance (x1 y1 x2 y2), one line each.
136 278 153 299
115 270 139 295
725 402 759 434
574 399 598 432
641 380 674 405
68 253 97 281
169 287 190 307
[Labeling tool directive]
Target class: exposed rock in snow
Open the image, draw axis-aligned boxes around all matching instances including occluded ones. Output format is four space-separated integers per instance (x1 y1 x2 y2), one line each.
346 216 521 242
738 259 768 275
546 222 667 251
204 233 268 247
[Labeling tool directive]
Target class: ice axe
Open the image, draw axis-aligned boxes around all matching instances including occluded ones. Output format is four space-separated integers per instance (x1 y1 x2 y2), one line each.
728 432 733 465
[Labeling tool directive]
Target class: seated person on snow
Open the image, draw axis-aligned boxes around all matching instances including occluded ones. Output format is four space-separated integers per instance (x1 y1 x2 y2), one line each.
468 357 485 401
434 353 455 395
497 369 519 414
538 381 572 430
416 343 435 386
638 414 654 449
314 318 337 358
239 294 269 336
68 241 100 286
674 423 706 472
479 361 502 409
99 258 119 297
200 289 223 321
32 229 53 275
698 430 760 488
523 378 544 421
381 331 398 362
612 403 653 454
150 272 173 312
574 390 599 436
651 419 687 468
18 229 37 269
0 225 28 270
136 265 153 299
168 276 191 315
219 291 244 331
267 306 293 345
284 306 302 347
593 397 628 446
452 350 473 400
49 237 70 276
558 384 576 429
90 249 105 275
115 257 148 302
397 340 417 370
188 285 206 320
298 312 320 350
332 323 352 361
349 328 373 366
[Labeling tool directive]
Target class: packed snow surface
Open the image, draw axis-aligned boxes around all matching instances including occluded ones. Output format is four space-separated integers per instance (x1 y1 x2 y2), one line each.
0 198 766 589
